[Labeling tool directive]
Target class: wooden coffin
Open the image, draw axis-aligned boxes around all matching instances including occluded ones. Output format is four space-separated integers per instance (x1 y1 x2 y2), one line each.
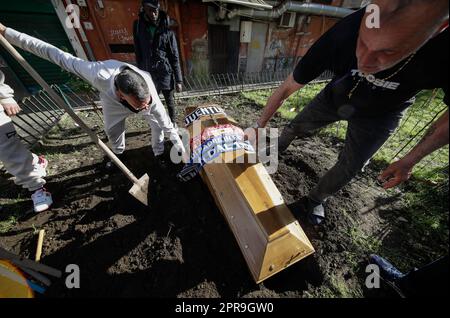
182 104 315 283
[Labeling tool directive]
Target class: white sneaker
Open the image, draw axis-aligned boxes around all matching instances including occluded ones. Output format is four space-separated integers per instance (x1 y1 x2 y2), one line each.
31 188 53 213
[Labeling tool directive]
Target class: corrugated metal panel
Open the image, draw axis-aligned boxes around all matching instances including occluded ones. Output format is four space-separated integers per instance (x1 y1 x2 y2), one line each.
0 1 74 92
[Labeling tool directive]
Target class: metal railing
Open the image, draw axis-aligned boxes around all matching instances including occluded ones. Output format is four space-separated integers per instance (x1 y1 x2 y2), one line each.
10 69 332 147
375 89 449 179
177 69 333 99
7 69 447 184
11 84 97 147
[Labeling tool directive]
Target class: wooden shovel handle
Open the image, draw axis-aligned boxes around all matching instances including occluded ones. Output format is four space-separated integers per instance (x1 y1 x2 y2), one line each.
0 33 140 185
35 229 45 262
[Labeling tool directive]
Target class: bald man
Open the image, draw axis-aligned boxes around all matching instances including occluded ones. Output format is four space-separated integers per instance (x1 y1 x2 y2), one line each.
252 0 449 225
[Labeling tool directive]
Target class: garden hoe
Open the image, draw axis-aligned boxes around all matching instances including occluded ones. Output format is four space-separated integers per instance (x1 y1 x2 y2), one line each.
0 34 149 206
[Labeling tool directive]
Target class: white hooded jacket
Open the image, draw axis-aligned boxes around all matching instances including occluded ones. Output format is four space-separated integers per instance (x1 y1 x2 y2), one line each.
4 27 184 156
0 69 15 107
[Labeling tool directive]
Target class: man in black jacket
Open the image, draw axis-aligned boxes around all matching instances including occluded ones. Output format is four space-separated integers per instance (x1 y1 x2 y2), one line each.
133 0 183 125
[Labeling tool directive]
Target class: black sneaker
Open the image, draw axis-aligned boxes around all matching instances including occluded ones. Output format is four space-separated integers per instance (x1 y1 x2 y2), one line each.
306 198 326 225
155 154 168 169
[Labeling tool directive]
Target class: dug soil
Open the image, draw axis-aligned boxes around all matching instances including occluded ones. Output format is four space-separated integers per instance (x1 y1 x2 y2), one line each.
0 94 442 297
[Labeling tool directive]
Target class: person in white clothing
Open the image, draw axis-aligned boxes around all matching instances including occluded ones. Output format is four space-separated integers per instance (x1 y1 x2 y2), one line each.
0 23 185 170
0 70 53 213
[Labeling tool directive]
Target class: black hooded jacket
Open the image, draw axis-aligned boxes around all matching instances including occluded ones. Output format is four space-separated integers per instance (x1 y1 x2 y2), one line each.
133 10 183 91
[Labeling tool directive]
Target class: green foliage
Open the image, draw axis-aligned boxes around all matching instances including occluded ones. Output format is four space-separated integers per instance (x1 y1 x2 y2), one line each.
64 72 96 94
242 83 326 121
59 46 96 94
376 179 449 272
242 85 449 278
242 86 449 182
0 197 28 234
404 181 448 244
374 89 448 182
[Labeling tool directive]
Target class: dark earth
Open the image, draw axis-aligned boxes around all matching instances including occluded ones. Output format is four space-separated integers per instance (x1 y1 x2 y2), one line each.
0 94 445 298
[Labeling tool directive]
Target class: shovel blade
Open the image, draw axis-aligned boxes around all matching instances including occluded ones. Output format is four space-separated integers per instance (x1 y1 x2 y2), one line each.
129 174 149 206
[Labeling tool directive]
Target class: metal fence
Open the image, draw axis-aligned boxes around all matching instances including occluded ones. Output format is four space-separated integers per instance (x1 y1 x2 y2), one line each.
11 84 97 147
10 69 333 147
293 87 449 182
177 69 333 99
376 89 449 179
6 70 449 183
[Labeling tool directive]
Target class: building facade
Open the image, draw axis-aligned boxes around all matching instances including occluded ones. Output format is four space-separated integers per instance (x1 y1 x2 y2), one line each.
1 0 366 93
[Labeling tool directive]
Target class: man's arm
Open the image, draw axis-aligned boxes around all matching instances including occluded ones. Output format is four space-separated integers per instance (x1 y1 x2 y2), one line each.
0 24 100 86
379 110 449 189
0 70 21 116
256 74 304 127
150 102 186 157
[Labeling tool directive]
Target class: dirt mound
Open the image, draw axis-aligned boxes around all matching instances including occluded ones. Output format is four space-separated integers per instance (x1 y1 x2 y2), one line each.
1 94 443 298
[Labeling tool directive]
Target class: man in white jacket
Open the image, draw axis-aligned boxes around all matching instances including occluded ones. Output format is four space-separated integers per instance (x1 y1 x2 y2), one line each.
0 23 185 170
0 70 53 212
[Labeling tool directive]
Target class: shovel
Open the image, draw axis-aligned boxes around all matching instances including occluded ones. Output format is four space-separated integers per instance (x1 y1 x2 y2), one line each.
0 34 149 206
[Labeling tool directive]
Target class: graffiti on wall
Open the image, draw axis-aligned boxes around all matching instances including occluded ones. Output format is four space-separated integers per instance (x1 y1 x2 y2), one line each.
265 38 285 58
109 27 133 43
189 33 209 77
262 25 298 72
262 57 296 72
238 58 247 73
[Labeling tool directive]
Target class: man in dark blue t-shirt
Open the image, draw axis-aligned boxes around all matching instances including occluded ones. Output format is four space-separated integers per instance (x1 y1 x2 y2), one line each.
252 0 449 225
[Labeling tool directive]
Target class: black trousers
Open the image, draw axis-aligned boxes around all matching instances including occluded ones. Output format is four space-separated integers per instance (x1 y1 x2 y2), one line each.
397 256 449 297
278 90 402 203
158 89 176 124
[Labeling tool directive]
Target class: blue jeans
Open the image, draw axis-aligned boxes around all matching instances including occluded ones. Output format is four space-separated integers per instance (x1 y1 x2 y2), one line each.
278 90 403 203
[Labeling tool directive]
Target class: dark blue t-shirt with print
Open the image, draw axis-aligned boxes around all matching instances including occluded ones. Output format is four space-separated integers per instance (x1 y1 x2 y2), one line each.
293 8 449 118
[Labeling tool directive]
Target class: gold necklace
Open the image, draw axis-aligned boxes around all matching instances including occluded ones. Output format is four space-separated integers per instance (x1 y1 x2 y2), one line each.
347 52 416 99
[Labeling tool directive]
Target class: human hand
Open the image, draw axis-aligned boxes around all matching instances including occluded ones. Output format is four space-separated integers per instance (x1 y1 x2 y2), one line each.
0 23 6 36
2 103 21 116
378 159 414 189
